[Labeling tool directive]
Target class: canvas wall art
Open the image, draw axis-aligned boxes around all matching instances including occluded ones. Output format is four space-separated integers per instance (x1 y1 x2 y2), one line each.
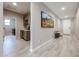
41 11 54 28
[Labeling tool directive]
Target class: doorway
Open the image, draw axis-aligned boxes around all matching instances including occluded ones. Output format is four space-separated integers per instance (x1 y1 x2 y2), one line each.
62 19 71 35
3 17 16 40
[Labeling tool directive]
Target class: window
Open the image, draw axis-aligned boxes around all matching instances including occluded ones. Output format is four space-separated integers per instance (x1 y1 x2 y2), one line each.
5 19 10 25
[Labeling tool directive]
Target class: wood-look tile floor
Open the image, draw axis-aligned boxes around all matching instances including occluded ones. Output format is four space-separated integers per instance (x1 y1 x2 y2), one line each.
1 35 79 57
20 35 79 57
3 35 29 57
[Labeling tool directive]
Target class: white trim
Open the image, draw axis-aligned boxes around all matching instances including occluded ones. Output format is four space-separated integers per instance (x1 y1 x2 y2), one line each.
30 2 33 53
32 38 53 52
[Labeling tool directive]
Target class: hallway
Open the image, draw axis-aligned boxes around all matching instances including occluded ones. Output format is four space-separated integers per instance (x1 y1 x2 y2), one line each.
0 2 79 57
20 35 79 57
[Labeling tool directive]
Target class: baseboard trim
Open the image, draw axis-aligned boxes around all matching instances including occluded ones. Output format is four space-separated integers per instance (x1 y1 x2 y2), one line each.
31 38 54 52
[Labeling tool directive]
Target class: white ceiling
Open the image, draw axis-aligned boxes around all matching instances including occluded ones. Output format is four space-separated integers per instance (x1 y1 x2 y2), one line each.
44 2 78 19
4 2 30 14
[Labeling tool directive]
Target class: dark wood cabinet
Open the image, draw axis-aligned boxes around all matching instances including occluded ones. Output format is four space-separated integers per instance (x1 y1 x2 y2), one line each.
20 30 30 41
21 12 30 41
24 31 30 41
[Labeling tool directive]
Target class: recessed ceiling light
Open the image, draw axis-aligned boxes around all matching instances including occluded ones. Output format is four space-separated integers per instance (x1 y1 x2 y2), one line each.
61 7 65 10
62 16 68 18
64 16 68 18
12 2 17 6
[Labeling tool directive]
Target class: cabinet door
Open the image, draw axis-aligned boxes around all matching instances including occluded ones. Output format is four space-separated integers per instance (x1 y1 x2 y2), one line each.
27 31 30 41
24 31 30 41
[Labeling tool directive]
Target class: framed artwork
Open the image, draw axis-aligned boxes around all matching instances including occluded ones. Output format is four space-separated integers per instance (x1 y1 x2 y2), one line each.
41 11 54 28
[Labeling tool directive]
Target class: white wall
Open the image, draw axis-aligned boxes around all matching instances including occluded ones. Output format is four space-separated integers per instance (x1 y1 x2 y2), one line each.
31 2 61 50
73 7 79 39
4 10 24 40
0 2 3 44
71 18 75 35
56 19 62 32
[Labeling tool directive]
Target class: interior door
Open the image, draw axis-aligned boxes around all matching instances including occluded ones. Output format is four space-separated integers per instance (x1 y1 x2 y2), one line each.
62 20 71 35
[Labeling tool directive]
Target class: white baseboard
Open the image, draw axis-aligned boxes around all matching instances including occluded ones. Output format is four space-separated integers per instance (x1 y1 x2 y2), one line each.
31 38 54 52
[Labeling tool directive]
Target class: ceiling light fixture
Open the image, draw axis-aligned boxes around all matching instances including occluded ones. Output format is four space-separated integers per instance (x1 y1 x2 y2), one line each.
61 7 65 10
12 2 17 6
64 16 68 18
